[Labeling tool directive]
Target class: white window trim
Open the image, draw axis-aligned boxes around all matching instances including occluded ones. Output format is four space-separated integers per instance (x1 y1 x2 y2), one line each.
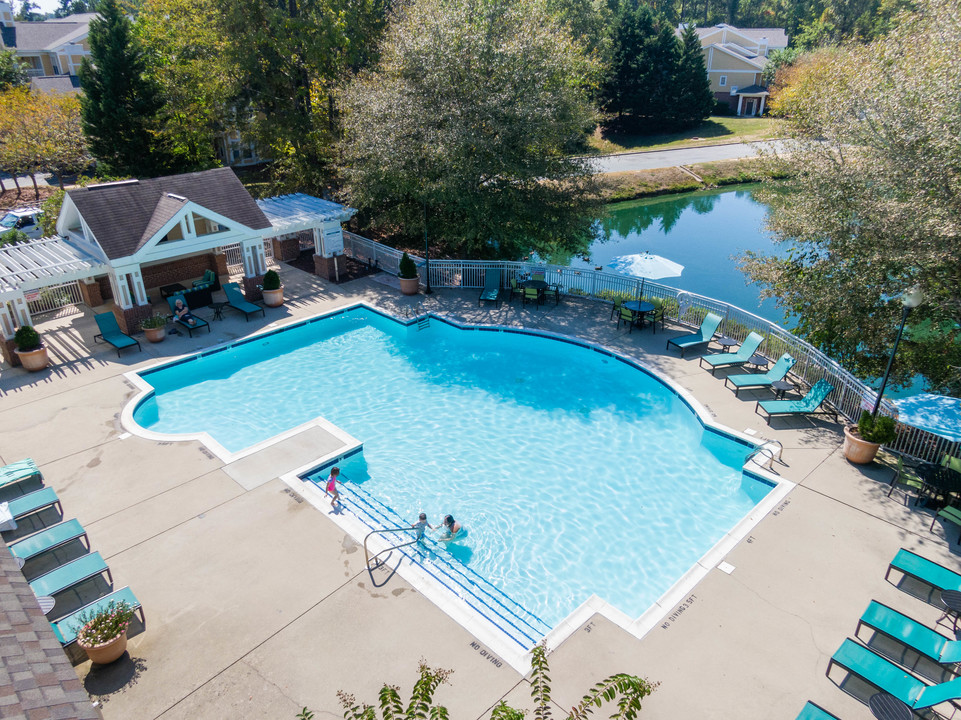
719 76 727 87
730 86 738 94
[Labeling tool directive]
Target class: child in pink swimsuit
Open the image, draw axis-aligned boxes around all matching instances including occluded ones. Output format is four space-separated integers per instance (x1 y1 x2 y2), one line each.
325 467 341 505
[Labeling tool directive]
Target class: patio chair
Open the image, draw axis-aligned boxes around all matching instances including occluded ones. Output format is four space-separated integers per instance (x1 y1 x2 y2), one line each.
699 332 765 376
941 454 961 474
610 296 624 320
666 312 722 358
193 269 218 289
795 701 840 720
0 458 41 492
755 379 836 424
647 302 665 334
223 282 266 321
508 278 519 303
828 638 961 710
618 307 637 333
28 551 112 598
167 295 211 337
51 586 144 647
725 354 797 397
522 287 541 308
478 269 502 308
857 600 961 666
5 487 61 522
885 548 961 594
8 519 88 563
93 312 141 358
532 271 546 282
887 454 926 505
543 284 560 307
931 506 961 545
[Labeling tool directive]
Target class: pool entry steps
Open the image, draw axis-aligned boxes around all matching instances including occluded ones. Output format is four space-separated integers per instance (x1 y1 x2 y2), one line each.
303 460 551 650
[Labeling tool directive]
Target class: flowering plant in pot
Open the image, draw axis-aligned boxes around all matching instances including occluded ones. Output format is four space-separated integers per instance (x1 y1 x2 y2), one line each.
397 252 419 295
140 314 168 343
262 269 284 307
843 411 897 464
74 599 136 664
13 325 48 371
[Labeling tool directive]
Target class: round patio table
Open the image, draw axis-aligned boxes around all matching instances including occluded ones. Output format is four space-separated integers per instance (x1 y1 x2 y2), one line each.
519 279 548 291
748 354 769 371
717 336 739 353
869 692 911 720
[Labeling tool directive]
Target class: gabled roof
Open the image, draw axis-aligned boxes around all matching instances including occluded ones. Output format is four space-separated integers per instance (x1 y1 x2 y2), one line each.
29 74 81 94
67 167 272 261
6 13 94 51
732 84 768 95
709 43 766 70
734 27 788 47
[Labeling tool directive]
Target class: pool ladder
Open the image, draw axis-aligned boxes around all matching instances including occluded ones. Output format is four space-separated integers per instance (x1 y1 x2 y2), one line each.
746 439 785 472
364 526 419 570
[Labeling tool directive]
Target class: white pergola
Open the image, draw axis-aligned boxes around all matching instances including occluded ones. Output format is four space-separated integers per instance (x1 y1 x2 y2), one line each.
0 236 107 337
257 193 356 258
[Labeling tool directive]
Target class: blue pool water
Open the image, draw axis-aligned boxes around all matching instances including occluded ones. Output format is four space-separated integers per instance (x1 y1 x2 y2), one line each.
133 308 772 625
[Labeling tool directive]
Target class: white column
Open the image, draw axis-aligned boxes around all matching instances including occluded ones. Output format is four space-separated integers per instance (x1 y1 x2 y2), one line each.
128 267 149 306
108 266 149 308
312 227 322 255
0 295 30 337
241 238 266 277
736 95 744 116
758 96 766 115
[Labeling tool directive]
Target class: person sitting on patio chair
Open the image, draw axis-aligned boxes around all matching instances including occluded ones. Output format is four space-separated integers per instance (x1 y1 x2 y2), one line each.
173 298 198 326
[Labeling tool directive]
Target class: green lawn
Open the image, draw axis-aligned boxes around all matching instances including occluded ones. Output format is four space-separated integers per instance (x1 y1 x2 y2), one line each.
586 116 782 155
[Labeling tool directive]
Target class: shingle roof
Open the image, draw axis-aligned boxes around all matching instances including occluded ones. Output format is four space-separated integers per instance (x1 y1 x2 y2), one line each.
8 13 94 51
29 74 81 93
733 84 769 95
67 167 272 260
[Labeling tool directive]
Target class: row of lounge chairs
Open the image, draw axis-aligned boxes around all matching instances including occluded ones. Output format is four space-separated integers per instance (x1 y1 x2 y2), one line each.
1 459 143 656
91 280 269 353
799 548 961 718
666 313 837 424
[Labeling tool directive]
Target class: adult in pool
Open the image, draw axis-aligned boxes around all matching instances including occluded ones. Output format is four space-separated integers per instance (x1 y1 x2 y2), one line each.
439 514 463 541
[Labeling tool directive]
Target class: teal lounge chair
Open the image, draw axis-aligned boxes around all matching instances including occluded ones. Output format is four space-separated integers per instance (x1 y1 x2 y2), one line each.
9 519 88 563
857 600 961 666
666 312 722 357
755 379 836 424
725 353 797 396
29 551 112 598
167 295 210 337
93 312 141 358
6 486 61 521
223 282 266 321
478 269 502 308
0 458 41 492
699 332 765 375
51 586 143 646
795 701 839 720
932 506 961 544
886 548 961 595
828 638 961 710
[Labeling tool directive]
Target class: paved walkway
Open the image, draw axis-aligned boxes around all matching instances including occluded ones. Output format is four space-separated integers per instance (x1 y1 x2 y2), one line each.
0 266 957 720
588 141 783 174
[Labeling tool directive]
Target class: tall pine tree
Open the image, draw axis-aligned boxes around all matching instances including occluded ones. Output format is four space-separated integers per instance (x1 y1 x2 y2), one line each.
79 0 170 177
670 24 714 127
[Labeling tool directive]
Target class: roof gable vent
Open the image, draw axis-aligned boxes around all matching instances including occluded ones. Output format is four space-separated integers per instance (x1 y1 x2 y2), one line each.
166 193 187 201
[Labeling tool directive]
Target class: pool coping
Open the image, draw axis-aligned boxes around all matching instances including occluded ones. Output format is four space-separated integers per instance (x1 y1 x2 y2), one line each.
119 302 793 673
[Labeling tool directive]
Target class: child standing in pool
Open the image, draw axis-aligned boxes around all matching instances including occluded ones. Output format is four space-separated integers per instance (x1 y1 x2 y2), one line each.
325 467 341 505
412 512 433 541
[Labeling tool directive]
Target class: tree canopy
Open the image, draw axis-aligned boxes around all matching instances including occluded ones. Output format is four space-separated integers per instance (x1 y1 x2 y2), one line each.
0 49 28 91
339 0 603 261
742 0 961 395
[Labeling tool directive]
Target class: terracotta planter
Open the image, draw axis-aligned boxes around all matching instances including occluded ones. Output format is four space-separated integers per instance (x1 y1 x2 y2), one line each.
399 276 420 296
14 346 49 372
79 629 127 665
843 425 881 465
143 327 166 343
263 287 285 307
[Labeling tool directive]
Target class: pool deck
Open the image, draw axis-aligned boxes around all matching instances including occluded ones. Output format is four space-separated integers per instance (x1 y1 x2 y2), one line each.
1 266 958 720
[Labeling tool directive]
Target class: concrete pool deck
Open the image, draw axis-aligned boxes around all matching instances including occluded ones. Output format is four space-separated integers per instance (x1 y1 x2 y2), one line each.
0 265 958 720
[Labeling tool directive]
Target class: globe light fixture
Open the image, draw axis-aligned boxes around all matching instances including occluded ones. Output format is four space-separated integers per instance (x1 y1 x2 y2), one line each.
872 286 923 416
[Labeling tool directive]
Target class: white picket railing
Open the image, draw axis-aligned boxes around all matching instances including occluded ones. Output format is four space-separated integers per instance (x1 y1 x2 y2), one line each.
25 281 84 317
219 241 275 273
341 231 958 464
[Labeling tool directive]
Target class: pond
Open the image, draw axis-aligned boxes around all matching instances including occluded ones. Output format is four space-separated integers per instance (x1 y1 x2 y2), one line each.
578 185 787 324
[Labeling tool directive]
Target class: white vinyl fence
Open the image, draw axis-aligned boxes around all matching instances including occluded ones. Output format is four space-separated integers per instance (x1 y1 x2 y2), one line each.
25 280 84 317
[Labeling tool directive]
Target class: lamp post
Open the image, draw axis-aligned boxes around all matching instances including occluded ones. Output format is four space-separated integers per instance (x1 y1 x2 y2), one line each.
871 286 923 416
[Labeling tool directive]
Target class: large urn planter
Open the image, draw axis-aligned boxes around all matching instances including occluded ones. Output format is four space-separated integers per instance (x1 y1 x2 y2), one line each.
397 252 420 296
843 425 881 464
13 326 48 371
263 287 285 307
398 276 420 295
143 327 166 343
79 629 127 665
141 315 168 343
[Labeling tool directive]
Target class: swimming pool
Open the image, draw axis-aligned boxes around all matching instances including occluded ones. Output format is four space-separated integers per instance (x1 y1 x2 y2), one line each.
131 306 774 631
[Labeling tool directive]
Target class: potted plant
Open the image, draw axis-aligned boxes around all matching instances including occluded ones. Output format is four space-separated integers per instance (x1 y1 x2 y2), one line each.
398 252 419 295
843 411 897 464
73 599 136 665
262 269 284 307
13 325 48 371
141 314 168 343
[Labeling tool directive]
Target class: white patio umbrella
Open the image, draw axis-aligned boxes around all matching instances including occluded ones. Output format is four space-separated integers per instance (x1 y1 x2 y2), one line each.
894 393 961 443
607 252 684 296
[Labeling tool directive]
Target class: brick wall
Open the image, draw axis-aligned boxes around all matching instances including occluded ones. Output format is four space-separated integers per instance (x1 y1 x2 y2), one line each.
141 255 218 291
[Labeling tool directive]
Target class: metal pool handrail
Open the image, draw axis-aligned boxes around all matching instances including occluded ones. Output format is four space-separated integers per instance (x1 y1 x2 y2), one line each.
341 231 959 464
363 526 419 570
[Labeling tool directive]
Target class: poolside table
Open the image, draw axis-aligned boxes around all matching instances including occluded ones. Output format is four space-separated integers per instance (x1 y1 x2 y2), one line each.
519 279 548 305
868 692 911 720
918 465 961 508
747 354 769 371
624 301 655 329
717 336 739 353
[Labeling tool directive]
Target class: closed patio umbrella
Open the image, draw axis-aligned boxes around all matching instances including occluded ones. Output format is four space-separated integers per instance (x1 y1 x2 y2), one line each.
895 393 961 443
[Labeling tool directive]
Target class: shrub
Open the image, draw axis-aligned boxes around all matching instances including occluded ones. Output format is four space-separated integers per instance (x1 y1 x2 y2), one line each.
857 411 897 445
0 229 29 246
73 600 136 647
141 315 168 330
398 252 418 279
262 269 281 291
13 325 41 351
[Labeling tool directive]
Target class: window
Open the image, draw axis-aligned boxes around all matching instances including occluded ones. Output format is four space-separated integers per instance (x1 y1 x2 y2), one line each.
719 75 727 87
730 86 738 95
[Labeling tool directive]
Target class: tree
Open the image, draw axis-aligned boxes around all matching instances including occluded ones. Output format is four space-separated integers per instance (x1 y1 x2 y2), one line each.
670 23 714 128
54 0 94 17
79 0 171 177
761 46 802 87
35 91 91 188
0 86 42 196
0 49 28 91
339 0 602 261
333 644 658 720
135 0 229 172
741 0 961 395
602 1 678 131
14 0 40 21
